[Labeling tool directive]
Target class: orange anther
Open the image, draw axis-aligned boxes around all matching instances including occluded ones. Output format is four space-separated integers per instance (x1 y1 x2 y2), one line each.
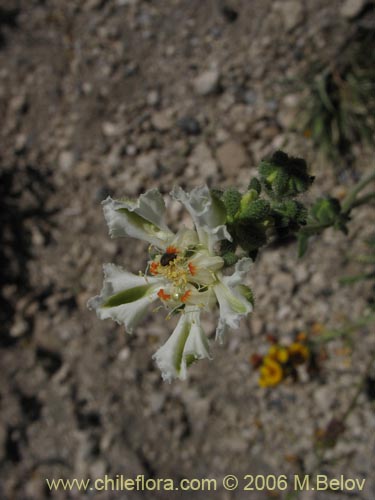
150 262 159 275
157 289 171 301
166 245 179 254
180 290 192 303
188 262 197 276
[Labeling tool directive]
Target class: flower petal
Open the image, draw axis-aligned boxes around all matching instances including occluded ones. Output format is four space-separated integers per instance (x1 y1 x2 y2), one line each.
152 309 211 381
87 263 160 333
188 251 224 285
171 185 231 250
214 258 253 342
102 189 173 247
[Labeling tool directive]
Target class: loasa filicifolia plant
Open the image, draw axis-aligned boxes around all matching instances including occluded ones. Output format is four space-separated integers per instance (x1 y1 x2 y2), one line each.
88 150 374 381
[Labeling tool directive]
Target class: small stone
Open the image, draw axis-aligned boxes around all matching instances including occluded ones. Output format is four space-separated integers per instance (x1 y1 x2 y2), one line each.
82 82 93 94
177 116 201 135
59 150 75 171
193 68 220 96
118 347 130 361
14 134 27 153
90 459 107 478
76 161 92 179
244 90 257 105
278 94 299 129
151 111 173 131
10 94 28 114
340 0 365 19
277 1 303 31
10 317 28 337
147 89 160 107
102 122 120 137
313 386 333 411
136 153 158 176
271 272 294 293
126 144 137 156
216 140 247 175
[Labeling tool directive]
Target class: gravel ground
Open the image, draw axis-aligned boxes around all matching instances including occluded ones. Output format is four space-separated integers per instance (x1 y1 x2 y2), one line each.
1 1 374 499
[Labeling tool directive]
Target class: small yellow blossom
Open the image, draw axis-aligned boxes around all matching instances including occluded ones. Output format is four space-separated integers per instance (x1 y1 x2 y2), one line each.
259 357 283 387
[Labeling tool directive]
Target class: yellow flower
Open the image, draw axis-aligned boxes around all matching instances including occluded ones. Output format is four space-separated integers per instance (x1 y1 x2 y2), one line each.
259 356 283 387
268 345 289 364
288 342 309 364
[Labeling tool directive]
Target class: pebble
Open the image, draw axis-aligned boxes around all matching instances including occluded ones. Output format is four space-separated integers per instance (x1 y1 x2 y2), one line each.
216 140 247 175
126 144 137 156
59 150 75 171
136 152 158 176
102 121 120 137
340 0 366 19
10 317 28 337
147 89 160 107
151 110 173 131
193 68 220 95
276 1 303 31
14 134 27 154
177 116 201 135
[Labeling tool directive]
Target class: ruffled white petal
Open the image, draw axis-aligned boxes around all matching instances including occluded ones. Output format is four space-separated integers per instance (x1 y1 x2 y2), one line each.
171 185 232 251
87 263 161 333
214 258 253 342
188 251 224 285
152 309 211 382
102 189 173 247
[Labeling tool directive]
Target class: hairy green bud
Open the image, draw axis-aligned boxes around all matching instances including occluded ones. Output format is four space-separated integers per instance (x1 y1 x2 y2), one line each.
248 177 262 194
235 223 267 252
311 197 341 226
222 188 242 222
239 198 271 222
272 200 307 228
222 251 239 267
259 151 314 199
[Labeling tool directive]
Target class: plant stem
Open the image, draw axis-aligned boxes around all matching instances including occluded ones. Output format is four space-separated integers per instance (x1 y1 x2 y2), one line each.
341 170 375 214
350 192 375 209
310 313 375 344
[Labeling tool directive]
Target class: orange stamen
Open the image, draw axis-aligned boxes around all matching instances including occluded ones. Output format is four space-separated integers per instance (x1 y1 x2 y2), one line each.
166 245 179 254
180 290 191 303
150 262 159 275
188 262 197 276
157 289 171 301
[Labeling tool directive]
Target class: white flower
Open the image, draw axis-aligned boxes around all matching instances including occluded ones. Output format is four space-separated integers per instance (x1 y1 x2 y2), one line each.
88 186 253 381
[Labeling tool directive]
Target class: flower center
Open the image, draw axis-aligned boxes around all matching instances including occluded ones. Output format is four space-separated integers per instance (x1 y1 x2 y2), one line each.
148 244 209 310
